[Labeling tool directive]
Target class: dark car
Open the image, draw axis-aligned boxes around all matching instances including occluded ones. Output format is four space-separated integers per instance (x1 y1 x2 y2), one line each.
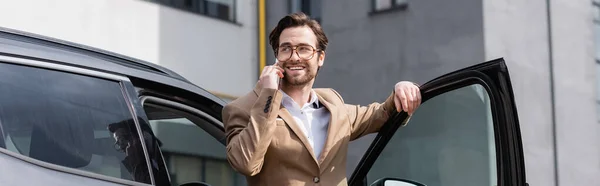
0 27 527 186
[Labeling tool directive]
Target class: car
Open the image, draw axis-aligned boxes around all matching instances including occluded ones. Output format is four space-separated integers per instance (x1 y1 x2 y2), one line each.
0 26 527 186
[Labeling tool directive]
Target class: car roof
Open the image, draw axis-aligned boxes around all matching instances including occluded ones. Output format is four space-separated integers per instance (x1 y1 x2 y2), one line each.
0 26 227 109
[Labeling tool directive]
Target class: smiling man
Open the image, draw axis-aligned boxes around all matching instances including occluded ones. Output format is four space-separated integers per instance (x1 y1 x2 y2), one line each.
222 12 421 186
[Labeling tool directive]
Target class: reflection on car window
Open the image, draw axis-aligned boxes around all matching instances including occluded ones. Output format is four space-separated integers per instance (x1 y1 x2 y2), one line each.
0 62 151 184
143 103 247 186
366 84 497 186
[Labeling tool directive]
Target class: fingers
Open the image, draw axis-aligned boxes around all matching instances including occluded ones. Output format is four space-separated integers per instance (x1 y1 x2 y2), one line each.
405 89 414 115
259 62 287 89
261 65 284 77
260 66 269 77
394 83 422 115
413 87 421 113
274 66 284 78
394 92 401 112
400 89 409 114
264 66 274 76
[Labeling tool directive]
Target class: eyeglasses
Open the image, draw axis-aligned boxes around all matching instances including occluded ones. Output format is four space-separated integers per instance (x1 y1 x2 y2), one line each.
276 45 321 61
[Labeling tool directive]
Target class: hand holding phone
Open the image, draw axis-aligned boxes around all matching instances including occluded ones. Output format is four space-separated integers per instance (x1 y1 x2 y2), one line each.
258 59 284 90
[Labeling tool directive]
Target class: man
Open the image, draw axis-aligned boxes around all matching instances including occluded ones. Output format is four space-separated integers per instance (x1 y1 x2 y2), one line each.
222 12 421 186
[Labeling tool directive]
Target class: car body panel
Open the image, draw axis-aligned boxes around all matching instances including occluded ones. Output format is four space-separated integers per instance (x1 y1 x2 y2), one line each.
0 148 146 186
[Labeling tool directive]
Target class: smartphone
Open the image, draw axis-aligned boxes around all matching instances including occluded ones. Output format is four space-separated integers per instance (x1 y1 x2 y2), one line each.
275 59 282 89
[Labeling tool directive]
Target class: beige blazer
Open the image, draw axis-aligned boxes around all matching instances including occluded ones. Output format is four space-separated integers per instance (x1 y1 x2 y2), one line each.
222 85 396 186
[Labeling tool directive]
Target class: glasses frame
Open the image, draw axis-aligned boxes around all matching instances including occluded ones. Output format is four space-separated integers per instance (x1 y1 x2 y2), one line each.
275 44 322 62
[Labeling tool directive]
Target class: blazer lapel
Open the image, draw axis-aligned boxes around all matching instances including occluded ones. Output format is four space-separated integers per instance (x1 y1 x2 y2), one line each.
315 93 344 171
278 106 319 163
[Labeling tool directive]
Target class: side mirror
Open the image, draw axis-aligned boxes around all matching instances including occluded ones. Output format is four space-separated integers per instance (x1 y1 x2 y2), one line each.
370 178 426 186
180 182 212 186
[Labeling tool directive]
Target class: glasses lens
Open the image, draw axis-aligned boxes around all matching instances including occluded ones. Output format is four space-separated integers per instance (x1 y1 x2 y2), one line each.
297 46 315 59
277 46 292 61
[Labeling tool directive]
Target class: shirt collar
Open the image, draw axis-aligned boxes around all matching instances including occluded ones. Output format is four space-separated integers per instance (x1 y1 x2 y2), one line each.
280 90 320 109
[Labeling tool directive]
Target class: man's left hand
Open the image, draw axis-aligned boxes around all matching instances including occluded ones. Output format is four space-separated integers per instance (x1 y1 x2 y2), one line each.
393 81 422 116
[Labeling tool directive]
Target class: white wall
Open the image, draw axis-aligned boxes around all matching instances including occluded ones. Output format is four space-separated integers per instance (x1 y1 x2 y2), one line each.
549 0 599 185
484 0 599 185
156 0 258 98
0 0 257 98
483 1 555 185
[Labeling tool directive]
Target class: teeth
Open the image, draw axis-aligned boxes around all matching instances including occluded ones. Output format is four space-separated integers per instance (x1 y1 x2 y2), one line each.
289 67 304 70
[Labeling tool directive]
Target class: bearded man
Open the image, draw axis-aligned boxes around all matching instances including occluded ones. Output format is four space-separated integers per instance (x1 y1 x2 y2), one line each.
222 12 422 186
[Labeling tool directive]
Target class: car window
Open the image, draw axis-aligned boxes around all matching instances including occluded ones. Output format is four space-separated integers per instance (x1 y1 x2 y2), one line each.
0 62 151 184
143 101 247 186
366 84 497 186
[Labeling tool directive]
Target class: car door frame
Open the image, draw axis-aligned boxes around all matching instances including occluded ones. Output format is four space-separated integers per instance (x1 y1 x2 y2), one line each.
348 58 527 186
126 76 229 185
130 80 227 145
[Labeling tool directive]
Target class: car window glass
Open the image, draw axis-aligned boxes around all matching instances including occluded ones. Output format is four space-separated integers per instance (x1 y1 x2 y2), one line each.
0 62 151 184
366 84 497 186
143 103 247 186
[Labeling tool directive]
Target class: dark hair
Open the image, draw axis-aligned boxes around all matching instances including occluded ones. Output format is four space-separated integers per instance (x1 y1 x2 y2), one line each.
269 12 328 54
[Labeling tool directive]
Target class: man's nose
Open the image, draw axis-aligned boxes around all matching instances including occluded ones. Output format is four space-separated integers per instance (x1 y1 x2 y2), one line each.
289 51 301 61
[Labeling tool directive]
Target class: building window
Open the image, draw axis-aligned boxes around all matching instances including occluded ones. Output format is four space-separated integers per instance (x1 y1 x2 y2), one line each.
594 1 600 121
144 0 236 23
371 0 408 12
289 0 321 22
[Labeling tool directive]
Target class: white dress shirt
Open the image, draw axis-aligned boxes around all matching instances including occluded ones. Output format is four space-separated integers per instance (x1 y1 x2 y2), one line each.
280 90 331 159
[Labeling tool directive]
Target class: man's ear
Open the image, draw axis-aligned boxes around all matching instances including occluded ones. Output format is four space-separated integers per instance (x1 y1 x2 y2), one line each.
318 51 325 67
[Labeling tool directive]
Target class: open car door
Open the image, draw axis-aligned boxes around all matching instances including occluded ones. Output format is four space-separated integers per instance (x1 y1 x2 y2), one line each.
348 58 527 186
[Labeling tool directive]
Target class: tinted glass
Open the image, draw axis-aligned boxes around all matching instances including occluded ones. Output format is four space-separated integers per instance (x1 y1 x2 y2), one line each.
0 62 151 184
366 84 497 186
144 103 246 186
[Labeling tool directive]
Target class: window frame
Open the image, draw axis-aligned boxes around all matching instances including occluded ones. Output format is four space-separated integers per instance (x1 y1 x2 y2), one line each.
139 96 226 145
142 0 239 25
137 95 228 185
288 0 322 23
369 0 408 15
348 59 526 186
0 55 155 186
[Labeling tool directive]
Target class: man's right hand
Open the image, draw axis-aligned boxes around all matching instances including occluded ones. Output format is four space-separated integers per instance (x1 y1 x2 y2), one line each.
259 62 284 90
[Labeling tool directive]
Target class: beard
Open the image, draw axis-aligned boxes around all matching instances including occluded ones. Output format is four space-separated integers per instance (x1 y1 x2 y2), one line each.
282 67 316 86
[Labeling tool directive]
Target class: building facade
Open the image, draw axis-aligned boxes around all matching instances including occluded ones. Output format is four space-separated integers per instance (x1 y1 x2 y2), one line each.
263 0 598 185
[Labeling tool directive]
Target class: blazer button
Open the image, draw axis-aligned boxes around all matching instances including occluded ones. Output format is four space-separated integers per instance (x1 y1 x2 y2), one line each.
313 176 320 183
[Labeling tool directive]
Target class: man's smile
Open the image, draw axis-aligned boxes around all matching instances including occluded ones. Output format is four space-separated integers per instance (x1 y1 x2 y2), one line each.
286 66 306 71
284 65 307 74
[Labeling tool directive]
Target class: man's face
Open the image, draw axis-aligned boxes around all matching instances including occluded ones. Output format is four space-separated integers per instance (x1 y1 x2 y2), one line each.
278 26 324 86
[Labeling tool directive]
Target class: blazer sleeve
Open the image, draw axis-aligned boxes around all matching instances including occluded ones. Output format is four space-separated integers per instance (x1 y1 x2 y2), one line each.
339 90 397 141
222 88 283 176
